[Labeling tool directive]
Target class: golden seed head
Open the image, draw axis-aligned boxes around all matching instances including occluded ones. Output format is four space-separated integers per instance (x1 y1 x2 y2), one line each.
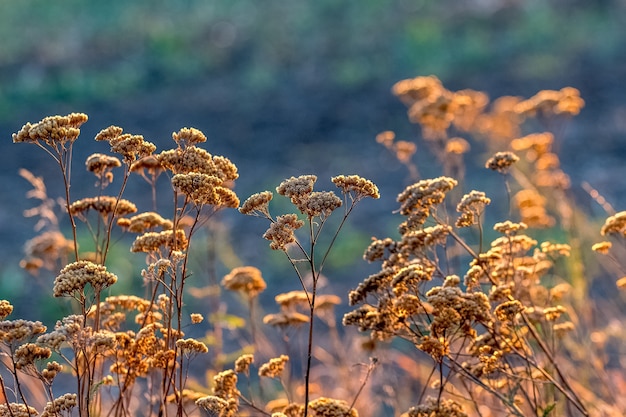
277 175 317 200
239 191 273 216
485 151 519 173
592 241 612 254
53 260 118 297
263 214 304 251
69 196 137 218
117 211 173 233
190 313 204 324
332 175 380 199
172 127 207 146
131 230 188 253
258 355 290 378
0 300 14 320
13 113 88 147
176 338 209 354
222 266 267 297
234 353 254 374
601 211 626 237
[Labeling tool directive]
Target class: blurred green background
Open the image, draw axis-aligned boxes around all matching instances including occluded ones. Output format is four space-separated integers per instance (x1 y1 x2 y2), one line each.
2 0 626 319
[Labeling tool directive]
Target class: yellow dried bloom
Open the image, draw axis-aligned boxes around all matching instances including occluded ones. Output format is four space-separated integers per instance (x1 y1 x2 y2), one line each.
40 393 77 417
277 175 317 201
592 241 612 254
493 220 527 235
394 140 416 163
331 175 380 200
541 241 571 257
157 146 216 175
392 75 444 106
13 113 88 147
53 261 118 297
349 268 395 305
42 361 63 384
418 336 449 363
258 355 289 378
455 190 490 227
299 191 342 217
516 87 584 117
239 191 273 216
212 155 239 181
406 396 467 417
222 266 267 297
21 231 75 273
445 137 470 154
0 319 46 345
263 214 304 250
117 211 173 233
616 277 626 289
176 338 208 354
212 369 240 399
485 151 519 173
106 134 156 163
14 342 52 369
196 395 229 414
190 313 204 324
397 177 457 218
95 125 123 142
86 153 121 173
235 353 254 374
543 305 567 321
308 397 359 417
275 290 310 310
376 130 395 147
69 196 137 218
131 229 188 252
0 403 39 417
173 127 207 145
601 211 626 236
263 311 310 327
553 321 575 338
494 300 524 322
0 300 13 320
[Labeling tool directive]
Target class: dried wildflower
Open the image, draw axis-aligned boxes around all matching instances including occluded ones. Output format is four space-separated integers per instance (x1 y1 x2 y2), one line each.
190 313 204 324
485 151 519 173
117 211 173 233
263 311 310 327
42 361 63 383
300 191 342 217
397 177 457 218
263 214 304 250
553 321 575 338
277 175 317 203
131 229 188 252
363 237 395 262
40 393 77 417
212 155 239 182
21 230 75 273
105 133 156 163
14 342 52 369
173 127 207 146
176 338 208 354
493 220 527 236
235 353 254 374
445 137 470 154
541 241 571 257
86 153 121 175
392 75 444 106
494 300 524 322
617 277 626 289
213 369 240 399
331 175 380 200
455 190 490 227
1 320 47 345
376 130 395 147
0 403 39 417
258 355 290 378
394 140 417 163
157 146 216 175
222 266 267 298
543 305 567 321
514 189 555 228
418 336 449 363
601 211 626 236
196 395 229 415
275 290 310 310
239 191 273 217
349 268 395 305
53 261 118 297
406 396 467 417
0 300 13 320
95 125 123 142
308 397 359 417
69 196 137 218
13 113 88 147
592 241 612 254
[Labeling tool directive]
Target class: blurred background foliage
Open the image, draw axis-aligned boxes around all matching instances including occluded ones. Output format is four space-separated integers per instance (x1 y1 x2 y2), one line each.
2 0 626 318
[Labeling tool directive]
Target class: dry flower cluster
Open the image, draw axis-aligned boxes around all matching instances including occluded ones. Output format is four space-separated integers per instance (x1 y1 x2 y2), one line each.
1 74 625 417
